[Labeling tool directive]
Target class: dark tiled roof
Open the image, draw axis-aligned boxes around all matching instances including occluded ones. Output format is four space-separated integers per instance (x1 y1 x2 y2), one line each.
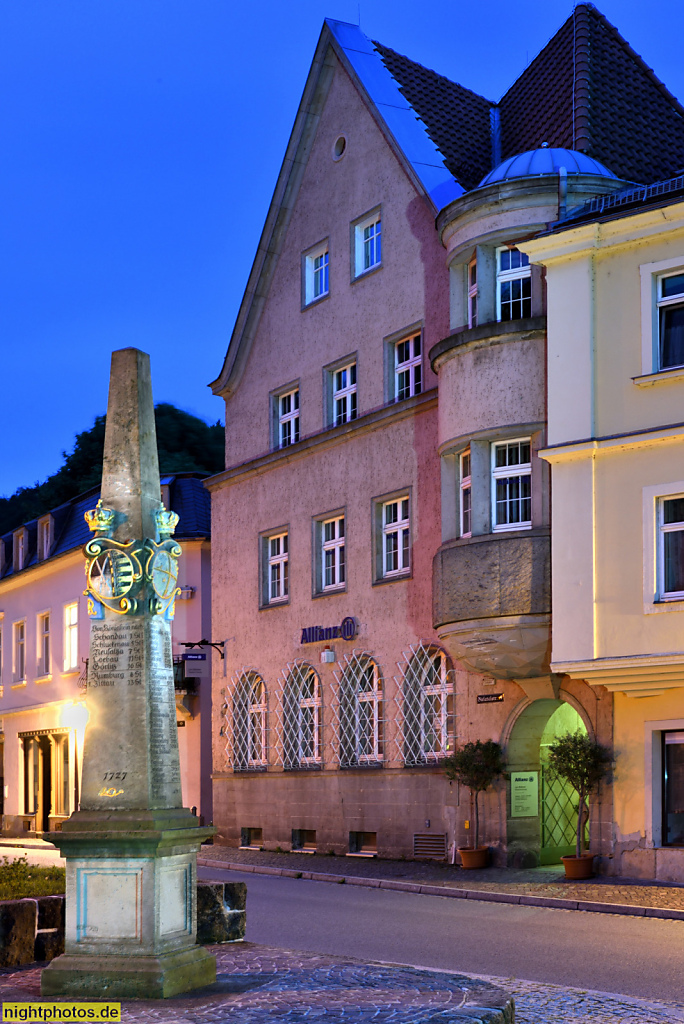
499 5 684 184
373 42 494 192
550 172 684 230
0 476 210 581
374 5 684 192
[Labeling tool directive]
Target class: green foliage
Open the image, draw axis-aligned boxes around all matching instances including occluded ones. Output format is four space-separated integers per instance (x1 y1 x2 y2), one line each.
443 740 506 850
443 740 506 794
547 731 612 857
0 857 65 899
0 404 224 534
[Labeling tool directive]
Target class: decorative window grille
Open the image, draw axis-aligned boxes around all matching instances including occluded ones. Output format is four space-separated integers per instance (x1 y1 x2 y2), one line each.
394 334 421 401
333 363 357 425
333 652 384 767
396 644 455 765
275 662 322 769
226 670 268 771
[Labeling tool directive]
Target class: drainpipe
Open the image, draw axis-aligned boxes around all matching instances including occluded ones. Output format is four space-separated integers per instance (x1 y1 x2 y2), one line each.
558 165 568 220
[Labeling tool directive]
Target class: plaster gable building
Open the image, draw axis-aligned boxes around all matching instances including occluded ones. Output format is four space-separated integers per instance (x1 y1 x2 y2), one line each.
207 8 684 865
0 475 212 836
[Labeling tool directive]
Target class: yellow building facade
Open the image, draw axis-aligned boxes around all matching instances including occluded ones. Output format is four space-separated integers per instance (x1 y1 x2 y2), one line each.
523 182 684 880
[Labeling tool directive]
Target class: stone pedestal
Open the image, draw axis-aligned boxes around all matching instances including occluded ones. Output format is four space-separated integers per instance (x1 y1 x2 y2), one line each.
41 349 216 998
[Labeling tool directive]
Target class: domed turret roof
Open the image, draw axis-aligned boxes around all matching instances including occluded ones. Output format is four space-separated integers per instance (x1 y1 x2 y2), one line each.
479 147 617 187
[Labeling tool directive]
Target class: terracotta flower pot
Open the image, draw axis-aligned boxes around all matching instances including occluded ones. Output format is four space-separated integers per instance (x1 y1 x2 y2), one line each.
458 846 489 869
561 853 595 879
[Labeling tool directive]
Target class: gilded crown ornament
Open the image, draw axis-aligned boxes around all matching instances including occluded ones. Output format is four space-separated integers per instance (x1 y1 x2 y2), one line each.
84 500 117 537
154 504 180 540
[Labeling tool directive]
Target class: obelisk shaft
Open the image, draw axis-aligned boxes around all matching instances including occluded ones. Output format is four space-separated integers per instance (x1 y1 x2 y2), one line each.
101 348 161 543
79 348 182 812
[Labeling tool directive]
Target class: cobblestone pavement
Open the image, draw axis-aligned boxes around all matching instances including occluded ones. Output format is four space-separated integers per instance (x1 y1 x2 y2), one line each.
1 945 684 1023
199 845 684 911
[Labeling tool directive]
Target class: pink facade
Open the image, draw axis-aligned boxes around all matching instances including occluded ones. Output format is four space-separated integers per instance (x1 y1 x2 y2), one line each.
208 41 456 857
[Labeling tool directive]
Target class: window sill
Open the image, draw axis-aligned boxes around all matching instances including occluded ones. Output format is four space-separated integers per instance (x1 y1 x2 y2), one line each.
62 669 80 677
373 571 411 587
351 263 382 284
633 367 684 387
35 674 53 684
259 599 290 612
313 586 347 600
346 851 377 858
492 524 532 534
302 292 329 312
11 681 27 690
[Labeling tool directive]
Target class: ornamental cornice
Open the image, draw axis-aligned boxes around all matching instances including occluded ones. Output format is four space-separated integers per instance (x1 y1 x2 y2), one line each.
553 652 684 697
539 421 684 463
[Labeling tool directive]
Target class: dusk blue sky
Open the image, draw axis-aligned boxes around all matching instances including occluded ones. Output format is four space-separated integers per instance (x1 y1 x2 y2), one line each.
2 0 683 497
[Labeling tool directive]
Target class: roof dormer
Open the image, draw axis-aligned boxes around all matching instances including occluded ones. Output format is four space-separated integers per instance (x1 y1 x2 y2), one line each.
12 528 28 573
37 515 53 562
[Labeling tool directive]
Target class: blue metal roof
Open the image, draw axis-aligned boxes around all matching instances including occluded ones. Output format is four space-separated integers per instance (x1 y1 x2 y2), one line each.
0 476 210 581
326 19 464 208
478 147 618 187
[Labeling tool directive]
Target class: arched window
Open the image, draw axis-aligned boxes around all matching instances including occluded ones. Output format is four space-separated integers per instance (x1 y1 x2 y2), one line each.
231 671 267 771
401 646 453 765
282 663 322 769
337 653 383 767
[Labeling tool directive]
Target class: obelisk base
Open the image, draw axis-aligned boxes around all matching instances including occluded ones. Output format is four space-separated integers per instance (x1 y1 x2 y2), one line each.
42 946 216 999
41 810 216 999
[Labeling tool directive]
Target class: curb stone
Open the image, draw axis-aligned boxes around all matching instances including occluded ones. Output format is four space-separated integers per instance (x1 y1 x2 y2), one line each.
197 857 684 921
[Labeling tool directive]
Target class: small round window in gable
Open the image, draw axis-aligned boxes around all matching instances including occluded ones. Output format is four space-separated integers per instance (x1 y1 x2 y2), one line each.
332 135 347 161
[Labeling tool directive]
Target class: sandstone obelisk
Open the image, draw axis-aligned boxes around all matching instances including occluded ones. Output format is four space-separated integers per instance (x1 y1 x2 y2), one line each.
42 348 216 998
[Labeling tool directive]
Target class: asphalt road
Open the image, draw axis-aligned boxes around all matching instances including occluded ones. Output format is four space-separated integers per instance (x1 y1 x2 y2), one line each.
198 865 684 1003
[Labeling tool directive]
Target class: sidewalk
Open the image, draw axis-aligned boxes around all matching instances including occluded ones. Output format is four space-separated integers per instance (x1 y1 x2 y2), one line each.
197 844 684 920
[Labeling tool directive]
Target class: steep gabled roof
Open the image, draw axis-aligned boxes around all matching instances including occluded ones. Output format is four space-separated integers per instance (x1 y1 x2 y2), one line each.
373 43 494 192
499 4 684 184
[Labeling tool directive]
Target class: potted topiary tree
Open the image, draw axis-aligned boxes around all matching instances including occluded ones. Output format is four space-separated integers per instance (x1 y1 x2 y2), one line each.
443 740 506 869
546 731 612 879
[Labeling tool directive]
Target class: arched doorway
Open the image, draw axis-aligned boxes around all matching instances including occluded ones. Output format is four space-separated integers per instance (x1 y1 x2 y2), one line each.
505 698 589 866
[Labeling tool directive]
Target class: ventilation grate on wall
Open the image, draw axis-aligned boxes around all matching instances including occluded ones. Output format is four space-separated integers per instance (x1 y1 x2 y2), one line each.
413 833 447 859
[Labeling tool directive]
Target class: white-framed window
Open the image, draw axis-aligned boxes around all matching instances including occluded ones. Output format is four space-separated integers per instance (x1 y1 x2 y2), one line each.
13 620 26 682
333 363 357 426
497 246 531 322
394 334 422 401
266 532 289 604
492 438 532 531
276 387 300 449
353 210 382 277
64 602 79 671
657 271 684 371
230 671 268 770
53 733 71 816
303 241 329 305
467 256 478 328
322 515 345 591
382 497 410 577
282 663 322 768
460 449 472 538
658 495 684 600
37 612 51 676
337 653 383 766
401 646 454 765
37 517 52 562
